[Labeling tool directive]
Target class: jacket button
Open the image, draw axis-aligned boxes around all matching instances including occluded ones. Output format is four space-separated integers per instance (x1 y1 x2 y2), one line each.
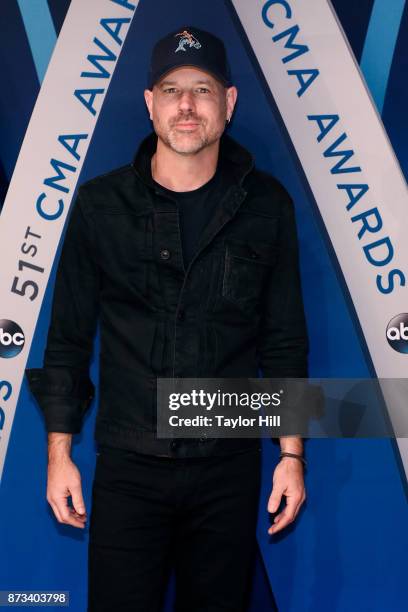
170 440 179 450
160 249 171 260
177 309 185 321
250 250 258 259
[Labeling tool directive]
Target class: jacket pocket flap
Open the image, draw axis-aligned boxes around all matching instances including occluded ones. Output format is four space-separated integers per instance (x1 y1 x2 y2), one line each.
226 239 277 265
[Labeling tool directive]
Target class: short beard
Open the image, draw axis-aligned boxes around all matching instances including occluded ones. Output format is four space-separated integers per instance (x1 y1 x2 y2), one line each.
165 131 209 155
154 116 223 155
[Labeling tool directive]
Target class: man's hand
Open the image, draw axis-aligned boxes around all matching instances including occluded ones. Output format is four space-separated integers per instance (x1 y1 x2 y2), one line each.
46 433 87 529
267 456 306 535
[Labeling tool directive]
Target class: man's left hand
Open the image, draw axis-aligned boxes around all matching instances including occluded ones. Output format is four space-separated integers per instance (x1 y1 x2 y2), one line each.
267 457 306 535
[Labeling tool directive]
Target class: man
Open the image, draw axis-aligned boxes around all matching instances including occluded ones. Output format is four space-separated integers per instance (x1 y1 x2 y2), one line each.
26 26 308 611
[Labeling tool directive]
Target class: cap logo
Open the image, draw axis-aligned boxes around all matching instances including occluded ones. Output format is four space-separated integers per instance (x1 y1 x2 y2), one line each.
175 30 202 53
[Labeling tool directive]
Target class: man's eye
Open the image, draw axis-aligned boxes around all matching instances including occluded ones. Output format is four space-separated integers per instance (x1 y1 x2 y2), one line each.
163 88 177 94
196 87 209 93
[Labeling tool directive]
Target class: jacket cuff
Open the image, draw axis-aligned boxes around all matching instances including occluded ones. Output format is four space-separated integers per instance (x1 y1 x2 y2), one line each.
25 367 95 434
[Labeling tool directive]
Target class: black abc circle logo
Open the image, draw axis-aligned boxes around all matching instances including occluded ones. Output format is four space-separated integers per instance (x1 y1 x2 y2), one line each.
386 314 408 354
0 320 25 358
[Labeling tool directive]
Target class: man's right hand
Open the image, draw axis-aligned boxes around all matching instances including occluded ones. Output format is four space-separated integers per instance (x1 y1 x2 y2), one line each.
46 433 87 529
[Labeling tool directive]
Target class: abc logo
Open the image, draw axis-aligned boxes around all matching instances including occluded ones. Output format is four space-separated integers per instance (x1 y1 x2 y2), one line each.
386 314 408 354
0 319 25 358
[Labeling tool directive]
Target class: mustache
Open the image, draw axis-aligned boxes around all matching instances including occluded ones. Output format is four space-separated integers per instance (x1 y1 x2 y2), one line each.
170 115 203 126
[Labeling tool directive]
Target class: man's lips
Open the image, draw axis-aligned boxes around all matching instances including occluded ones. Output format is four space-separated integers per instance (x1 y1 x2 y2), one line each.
174 122 201 128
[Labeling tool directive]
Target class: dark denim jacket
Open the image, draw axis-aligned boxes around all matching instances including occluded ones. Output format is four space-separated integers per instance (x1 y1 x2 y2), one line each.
25 131 309 457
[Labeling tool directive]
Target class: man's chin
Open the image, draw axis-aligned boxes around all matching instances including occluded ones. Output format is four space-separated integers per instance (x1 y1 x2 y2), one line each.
168 136 208 155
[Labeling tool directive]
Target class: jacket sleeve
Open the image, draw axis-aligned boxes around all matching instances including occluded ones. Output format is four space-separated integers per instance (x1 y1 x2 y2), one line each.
256 191 309 379
25 188 100 433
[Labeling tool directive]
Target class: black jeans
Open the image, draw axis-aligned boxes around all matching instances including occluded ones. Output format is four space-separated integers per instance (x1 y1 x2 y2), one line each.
88 445 262 611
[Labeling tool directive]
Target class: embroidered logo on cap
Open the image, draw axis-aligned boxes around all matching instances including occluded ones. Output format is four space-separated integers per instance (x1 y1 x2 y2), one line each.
175 30 202 53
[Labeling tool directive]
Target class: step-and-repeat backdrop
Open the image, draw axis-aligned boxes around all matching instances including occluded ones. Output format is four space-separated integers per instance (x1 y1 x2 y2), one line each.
0 1 407 611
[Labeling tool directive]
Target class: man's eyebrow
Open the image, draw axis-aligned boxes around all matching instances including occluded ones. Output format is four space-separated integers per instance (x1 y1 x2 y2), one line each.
159 78 213 87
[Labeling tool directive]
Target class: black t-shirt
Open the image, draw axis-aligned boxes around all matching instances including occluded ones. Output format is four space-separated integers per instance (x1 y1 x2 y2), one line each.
151 162 227 270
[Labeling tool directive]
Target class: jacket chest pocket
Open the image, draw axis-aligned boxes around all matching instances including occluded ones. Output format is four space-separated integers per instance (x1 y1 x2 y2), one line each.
222 239 277 309
97 212 150 298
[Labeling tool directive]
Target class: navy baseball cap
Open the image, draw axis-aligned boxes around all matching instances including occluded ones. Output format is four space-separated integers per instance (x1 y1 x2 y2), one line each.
147 26 232 89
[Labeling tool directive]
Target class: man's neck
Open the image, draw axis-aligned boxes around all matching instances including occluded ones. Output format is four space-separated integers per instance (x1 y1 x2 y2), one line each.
151 137 220 192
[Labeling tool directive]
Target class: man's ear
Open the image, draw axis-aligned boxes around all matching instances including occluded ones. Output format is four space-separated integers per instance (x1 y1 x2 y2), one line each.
144 88 153 120
226 86 238 122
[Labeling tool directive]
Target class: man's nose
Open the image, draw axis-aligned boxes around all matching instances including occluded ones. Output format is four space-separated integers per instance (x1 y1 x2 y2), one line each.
178 90 195 112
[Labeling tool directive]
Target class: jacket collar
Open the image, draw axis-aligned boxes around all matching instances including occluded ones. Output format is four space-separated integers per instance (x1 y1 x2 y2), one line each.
131 131 255 272
131 130 254 191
